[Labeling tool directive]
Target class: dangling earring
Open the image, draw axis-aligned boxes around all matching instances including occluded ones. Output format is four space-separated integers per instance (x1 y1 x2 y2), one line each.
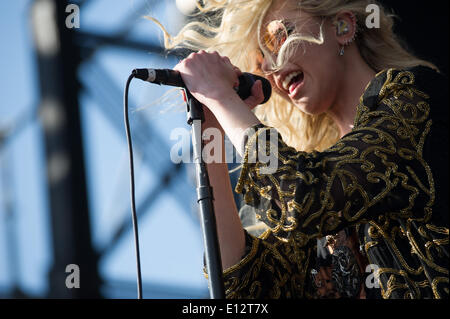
335 20 349 56
335 17 357 57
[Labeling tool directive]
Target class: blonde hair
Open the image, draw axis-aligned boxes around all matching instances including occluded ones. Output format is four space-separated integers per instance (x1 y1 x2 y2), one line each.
151 0 436 152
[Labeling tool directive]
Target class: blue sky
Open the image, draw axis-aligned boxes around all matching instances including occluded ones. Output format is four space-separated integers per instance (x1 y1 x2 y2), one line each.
0 0 209 298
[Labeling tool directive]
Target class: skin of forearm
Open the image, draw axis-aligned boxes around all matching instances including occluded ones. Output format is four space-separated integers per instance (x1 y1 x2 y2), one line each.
206 162 246 270
204 91 261 156
202 109 246 270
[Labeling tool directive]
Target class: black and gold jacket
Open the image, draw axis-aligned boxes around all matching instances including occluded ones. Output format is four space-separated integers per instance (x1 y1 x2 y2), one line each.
222 67 449 299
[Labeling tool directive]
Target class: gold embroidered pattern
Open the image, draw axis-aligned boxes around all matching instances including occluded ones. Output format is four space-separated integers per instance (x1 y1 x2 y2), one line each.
223 68 449 299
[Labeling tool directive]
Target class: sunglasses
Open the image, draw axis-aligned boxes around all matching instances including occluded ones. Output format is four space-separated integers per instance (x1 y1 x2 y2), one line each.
262 19 295 55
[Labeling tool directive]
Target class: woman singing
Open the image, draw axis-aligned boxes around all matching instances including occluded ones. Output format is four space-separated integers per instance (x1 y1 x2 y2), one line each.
158 0 449 298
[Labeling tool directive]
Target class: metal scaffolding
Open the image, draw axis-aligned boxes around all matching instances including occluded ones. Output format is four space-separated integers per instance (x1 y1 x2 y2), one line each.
0 0 447 299
0 0 203 298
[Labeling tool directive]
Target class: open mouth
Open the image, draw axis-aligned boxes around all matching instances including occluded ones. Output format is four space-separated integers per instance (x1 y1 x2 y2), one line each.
282 71 304 95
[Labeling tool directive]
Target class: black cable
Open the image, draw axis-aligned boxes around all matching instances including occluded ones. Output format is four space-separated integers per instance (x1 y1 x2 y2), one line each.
124 72 143 299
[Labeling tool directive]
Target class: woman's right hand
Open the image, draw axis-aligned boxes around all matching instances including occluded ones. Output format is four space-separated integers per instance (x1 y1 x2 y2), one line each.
176 50 262 157
175 51 265 111
174 50 240 109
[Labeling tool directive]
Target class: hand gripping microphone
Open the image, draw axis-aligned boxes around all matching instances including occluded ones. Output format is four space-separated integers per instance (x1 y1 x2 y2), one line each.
124 67 271 299
132 68 272 103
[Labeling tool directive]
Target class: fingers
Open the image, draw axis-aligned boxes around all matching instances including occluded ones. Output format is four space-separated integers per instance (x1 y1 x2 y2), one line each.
220 55 240 76
243 80 265 109
174 50 245 105
185 51 261 103
220 55 243 77
233 66 243 77
178 51 239 72
252 80 264 100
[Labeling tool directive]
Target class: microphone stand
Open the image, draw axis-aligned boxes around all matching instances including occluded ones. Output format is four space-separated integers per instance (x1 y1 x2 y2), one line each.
129 68 270 299
185 90 225 299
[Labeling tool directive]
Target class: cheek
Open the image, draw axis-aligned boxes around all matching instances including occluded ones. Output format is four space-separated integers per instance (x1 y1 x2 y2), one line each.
303 46 342 107
306 43 340 81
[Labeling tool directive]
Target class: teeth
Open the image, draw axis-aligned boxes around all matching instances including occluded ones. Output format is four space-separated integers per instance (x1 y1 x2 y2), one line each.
282 71 302 91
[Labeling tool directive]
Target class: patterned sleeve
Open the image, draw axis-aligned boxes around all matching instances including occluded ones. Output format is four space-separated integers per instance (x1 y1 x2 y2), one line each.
218 229 316 299
235 69 433 244
218 68 438 299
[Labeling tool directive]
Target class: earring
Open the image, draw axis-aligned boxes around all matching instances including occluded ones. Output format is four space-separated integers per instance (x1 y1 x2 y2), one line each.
335 20 349 36
336 20 348 56
335 16 357 56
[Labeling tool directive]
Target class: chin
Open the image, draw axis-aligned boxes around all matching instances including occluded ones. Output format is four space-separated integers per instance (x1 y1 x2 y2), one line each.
294 95 330 115
294 100 320 115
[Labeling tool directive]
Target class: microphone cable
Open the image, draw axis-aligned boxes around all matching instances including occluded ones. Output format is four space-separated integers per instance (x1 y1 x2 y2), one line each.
124 71 143 299
123 67 271 299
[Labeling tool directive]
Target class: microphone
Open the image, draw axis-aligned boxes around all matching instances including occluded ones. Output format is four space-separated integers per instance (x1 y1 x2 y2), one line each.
132 68 272 104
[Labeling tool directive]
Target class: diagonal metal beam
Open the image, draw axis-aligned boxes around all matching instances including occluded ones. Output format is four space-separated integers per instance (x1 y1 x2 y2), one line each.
99 162 183 257
0 107 39 149
79 61 189 184
74 0 178 62
74 30 163 53
75 30 191 59
79 62 200 256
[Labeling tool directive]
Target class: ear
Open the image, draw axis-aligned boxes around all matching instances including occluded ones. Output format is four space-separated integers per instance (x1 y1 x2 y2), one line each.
333 11 357 46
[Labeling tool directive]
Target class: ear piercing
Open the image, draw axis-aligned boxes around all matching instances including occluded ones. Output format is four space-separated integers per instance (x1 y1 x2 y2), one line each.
335 20 350 36
335 20 350 56
335 15 357 56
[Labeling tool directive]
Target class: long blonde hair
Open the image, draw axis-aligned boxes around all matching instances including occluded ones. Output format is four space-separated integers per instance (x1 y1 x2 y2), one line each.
152 0 436 151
